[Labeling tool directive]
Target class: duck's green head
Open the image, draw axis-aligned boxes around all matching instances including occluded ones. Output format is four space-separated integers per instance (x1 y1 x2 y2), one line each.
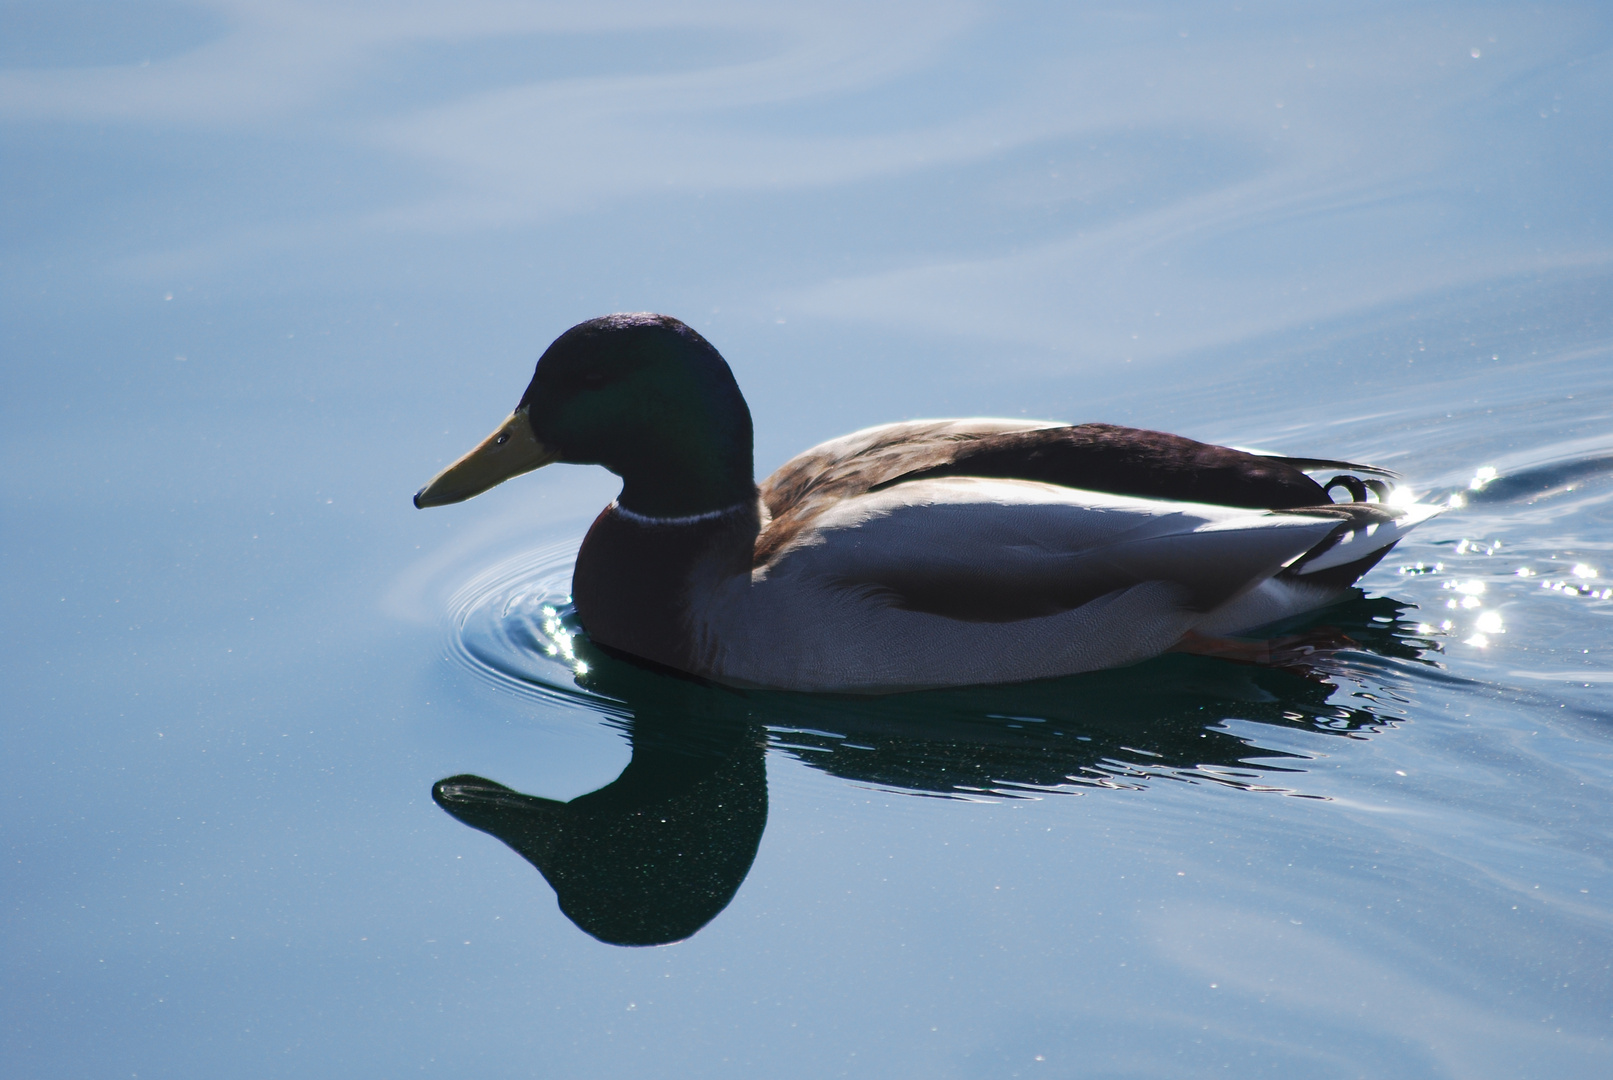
414 314 754 517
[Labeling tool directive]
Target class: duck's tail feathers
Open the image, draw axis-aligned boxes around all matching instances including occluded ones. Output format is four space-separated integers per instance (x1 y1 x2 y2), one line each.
1279 502 1443 587
1235 449 1402 480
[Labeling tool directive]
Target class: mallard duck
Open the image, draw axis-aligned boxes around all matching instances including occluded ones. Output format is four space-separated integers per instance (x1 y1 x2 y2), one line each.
415 314 1440 692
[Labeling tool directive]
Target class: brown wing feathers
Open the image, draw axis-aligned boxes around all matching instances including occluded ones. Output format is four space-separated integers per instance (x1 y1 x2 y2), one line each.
755 421 992 565
754 423 1379 568
875 425 1331 509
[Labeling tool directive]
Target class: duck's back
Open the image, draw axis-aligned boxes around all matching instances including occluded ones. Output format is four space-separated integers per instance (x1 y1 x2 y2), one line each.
755 419 1370 568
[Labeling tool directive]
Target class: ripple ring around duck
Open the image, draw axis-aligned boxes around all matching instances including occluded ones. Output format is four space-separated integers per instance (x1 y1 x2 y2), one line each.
446 535 616 715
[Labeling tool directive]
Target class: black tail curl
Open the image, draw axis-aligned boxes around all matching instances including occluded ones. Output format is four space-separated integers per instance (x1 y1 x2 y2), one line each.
1323 474 1393 503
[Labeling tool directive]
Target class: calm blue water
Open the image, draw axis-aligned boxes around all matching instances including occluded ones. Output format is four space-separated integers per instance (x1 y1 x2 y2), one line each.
5 3 1612 1076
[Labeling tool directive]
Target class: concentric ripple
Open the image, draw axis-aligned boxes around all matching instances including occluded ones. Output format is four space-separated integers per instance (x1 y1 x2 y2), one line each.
446 534 622 717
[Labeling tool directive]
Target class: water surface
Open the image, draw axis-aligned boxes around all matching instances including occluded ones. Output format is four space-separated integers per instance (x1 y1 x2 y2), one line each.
4 3 1612 1077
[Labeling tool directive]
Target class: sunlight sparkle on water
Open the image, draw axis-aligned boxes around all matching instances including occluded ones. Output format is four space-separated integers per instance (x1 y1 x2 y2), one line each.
1464 607 1503 647
537 604 590 675
1386 484 1421 507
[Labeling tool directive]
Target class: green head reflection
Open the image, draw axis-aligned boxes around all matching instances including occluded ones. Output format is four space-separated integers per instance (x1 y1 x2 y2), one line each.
434 670 766 947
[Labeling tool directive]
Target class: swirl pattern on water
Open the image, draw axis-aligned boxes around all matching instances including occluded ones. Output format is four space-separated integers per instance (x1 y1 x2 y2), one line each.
446 533 619 717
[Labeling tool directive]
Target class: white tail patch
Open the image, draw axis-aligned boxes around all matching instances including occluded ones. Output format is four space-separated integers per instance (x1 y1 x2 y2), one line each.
1293 504 1443 575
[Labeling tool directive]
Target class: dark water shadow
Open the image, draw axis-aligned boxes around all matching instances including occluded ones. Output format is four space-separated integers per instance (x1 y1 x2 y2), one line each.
435 594 1432 946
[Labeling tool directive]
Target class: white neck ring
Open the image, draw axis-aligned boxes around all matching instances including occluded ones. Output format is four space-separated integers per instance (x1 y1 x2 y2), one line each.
611 499 752 527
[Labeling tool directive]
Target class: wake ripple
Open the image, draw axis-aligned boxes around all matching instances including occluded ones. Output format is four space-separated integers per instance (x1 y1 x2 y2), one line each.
445 534 626 719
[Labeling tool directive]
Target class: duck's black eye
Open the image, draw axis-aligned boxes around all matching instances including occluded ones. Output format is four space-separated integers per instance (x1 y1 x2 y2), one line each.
495 432 510 446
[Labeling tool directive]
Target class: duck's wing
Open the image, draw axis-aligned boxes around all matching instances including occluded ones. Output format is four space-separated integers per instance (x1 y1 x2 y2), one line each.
759 419 1058 516
864 423 1340 508
756 419 1396 567
762 477 1345 623
757 418 1060 565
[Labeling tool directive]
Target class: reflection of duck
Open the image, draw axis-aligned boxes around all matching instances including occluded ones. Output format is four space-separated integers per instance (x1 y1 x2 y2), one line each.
415 313 1439 691
767 604 1410 797
435 597 1429 945
435 665 766 947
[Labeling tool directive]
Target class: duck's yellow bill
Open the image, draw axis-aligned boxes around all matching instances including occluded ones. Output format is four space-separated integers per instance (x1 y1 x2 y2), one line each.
414 408 559 508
